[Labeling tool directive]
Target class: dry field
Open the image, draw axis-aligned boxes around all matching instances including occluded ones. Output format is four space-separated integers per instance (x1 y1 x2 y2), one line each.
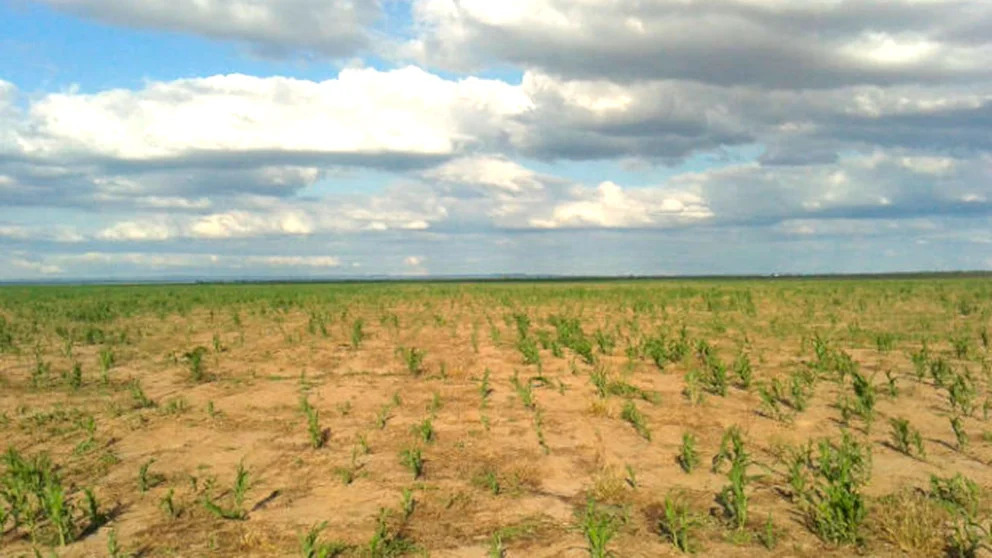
1 278 991 557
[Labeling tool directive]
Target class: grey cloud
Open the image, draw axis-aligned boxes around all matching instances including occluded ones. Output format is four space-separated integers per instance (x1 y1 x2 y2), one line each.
36 0 381 58
411 0 992 89
676 151 992 226
511 73 752 161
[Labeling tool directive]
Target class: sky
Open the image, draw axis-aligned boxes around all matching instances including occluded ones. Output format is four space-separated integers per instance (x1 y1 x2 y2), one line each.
1 0 991 280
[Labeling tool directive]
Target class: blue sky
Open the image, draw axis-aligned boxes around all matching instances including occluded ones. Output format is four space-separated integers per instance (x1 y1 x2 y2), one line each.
1 0 991 279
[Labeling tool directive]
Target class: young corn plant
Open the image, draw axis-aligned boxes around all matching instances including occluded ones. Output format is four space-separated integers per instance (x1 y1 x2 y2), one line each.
300 396 326 449
659 493 697 553
711 426 746 473
66 362 83 390
183 346 209 382
703 354 729 396
884 370 898 398
682 369 705 405
299 521 350 558
99 347 115 384
533 406 550 454
396 347 425 376
788 370 814 412
578 499 622 558
399 447 424 480
74 415 97 455
473 467 502 495
757 382 788 422
946 516 988 558
516 336 541 365
733 351 753 389
851 370 876 430
83 487 107 530
716 437 751 530
929 473 981 519
910 342 930 379
202 460 250 520
487 532 506 558
785 443 813 502
160 488 179 519
138 458 164 492
889 417 925 458
620 401 651 441
802 432 871 545
948 373 977 417
950 416 968 451
129 379 156 409
930 357 953 388
412 417 434 444
374 402 394 430
400 488 416 520
758 513 778 550
367 507 416 557
510 370 536 409
41 478 74 546
351 318 365 349
479 368 493 406
0 449 93 546
677 432 699 473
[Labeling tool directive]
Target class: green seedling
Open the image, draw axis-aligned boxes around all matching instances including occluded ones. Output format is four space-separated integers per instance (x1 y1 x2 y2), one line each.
299 521 349 558
620 401 651 441
183 346 208 382
129 379 155 409
659 493 697 553
413 417 434 444
677 432 699 473
202 460 250 520
578 499 621 558
396 346 425 375
157 487 178 518
300 396 326 449
138 458 164 492
399 447 423 479
889 417 925 458
950 416 968 451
